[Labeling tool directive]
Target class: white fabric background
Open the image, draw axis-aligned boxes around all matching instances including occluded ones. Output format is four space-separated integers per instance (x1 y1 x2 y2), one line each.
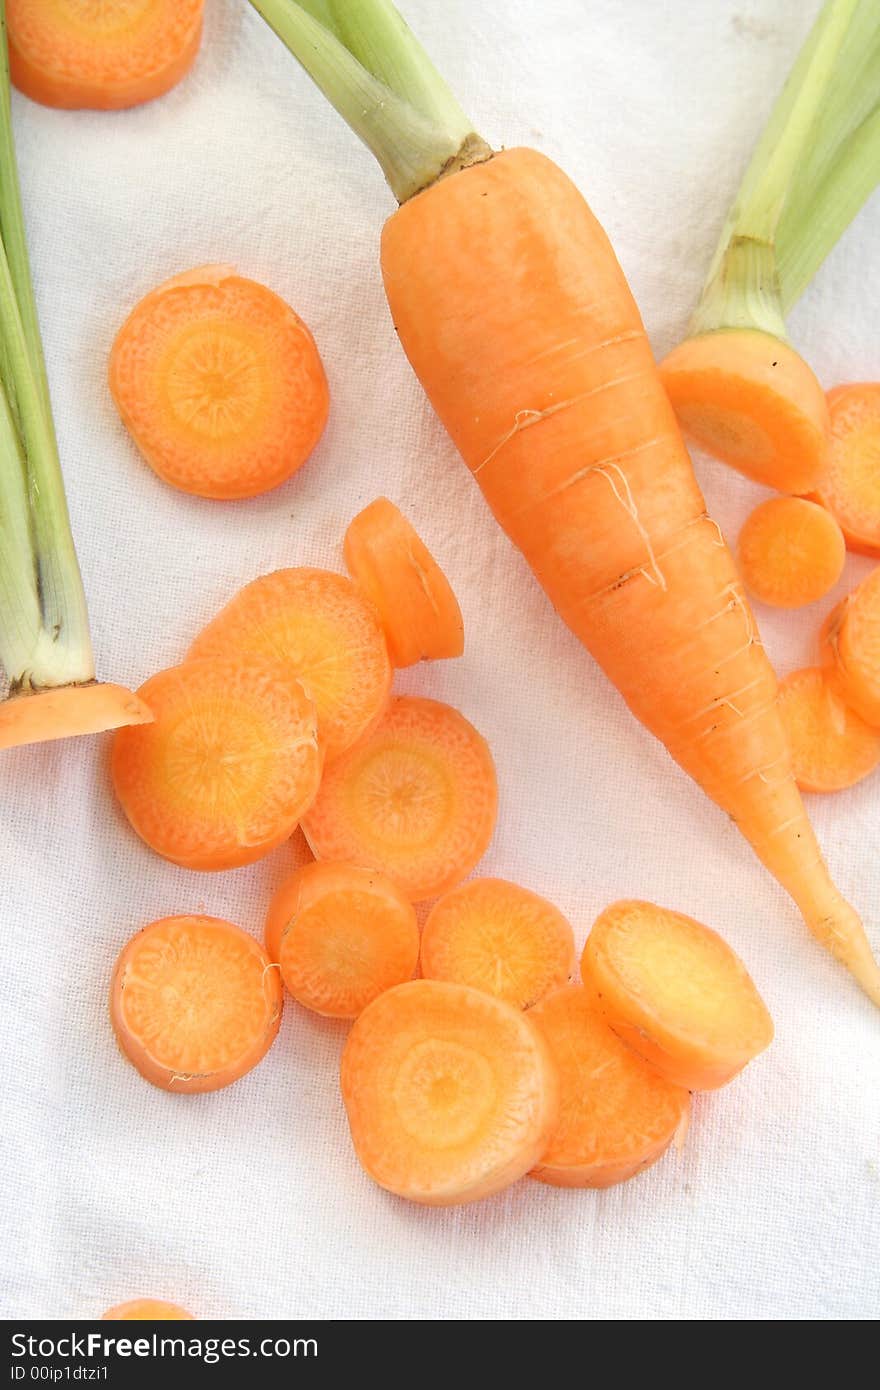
1 0 878 1322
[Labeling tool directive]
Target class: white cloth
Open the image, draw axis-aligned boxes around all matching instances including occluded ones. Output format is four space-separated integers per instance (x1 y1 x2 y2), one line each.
2 0 878 1322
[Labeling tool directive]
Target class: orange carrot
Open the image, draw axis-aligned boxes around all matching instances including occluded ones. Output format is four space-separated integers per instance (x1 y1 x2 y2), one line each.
737 496 845 608
528 985 690 1189
340 979 558 1205
188 568 391 764
8 1 204 110
813 384 880 556
265 830 315 962
110 915 282 1093
777 666 880 792
111 655 321 870
420 878 574 1009
821 565 880 726
302 695 497 902
582 901 774 1090
343 497 464 666
109 266 329 500
102 1300 194 1321
0 683 152 753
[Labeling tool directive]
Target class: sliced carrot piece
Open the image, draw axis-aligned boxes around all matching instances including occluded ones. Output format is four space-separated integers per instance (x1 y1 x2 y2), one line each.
265 830 315 962
420 877 574 1009
737 496 845 609
581 900 773 1090
821 566 880 727
814 384 880 555
189 568 391 764
777 666 880 793
110 915 282 1093
111 655 321 870
109 265 329 499
103 1300 193 1321
528 985 690 1189
343 497 464 666
8 0 204 110
340 979 558 1205
302 696 498 902
0 682 152 752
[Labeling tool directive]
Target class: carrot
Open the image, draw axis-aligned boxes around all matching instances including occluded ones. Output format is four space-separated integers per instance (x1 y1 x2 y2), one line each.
302 695 497 902
582 901 774 1090
268 860 419 1017
109 265 329 500
777 666 880 792
0 683 151 752
340 979 558 1205
111 655 321 871
528 985 690 1189
7 0 204 110
420 878 574 1009
264 830 315 962
188 568 391 764
102 1300 193 1321
737 496 845 609
343 497 464 666
110 915 282 1093
813 384 880 556
821 565 880 726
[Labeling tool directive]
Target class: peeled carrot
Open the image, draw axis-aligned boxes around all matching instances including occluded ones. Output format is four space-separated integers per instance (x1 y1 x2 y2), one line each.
8 0 204 110
777 666 880 792
420 878 574 1009
102 1300 193 1321
821 565 880 726
528 985 690 1189
110 915 282 1093
814 384 880 555
109 266 329 500
264 830 315 962
302 695 497 902
340 979 558 1205
582 901 774 1090
189 568 391 764
268 860 419 1017
737 496 845 608
0 683 152 753
111 655 321 871
343 497 464 666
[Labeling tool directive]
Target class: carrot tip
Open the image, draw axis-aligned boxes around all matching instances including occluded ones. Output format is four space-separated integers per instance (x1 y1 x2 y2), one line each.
0 682 153 753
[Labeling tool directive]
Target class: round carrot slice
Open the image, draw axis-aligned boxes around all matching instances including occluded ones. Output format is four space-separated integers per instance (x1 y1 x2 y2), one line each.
103 1300 193 1321
189 568 391 765
737 496 845 608
582 901 773 1090
109 265 329 499
340 979 558 1205
301 696 498 902
8 0 204 110
110 915 282 1093
528 985 690 1189
269 861 419 1017
111 655 321 871
0 681 152 752
821 566 880 727
777 666 880 793
420 878 574 1009
814 384 880 555
343 497 464 666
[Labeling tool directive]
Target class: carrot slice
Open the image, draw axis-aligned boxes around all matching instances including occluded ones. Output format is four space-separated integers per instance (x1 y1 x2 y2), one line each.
8 0 204 110
0 682 152 752
188 568 391 765
268 861 419 1017
420 877 574 1009
777 666 880 793
302 696 498 902
343 498 464 666
581 901 773 1090
109 265 329 499
111 655 321 870
528 985 690 1189
110 915 282 1093
821 566 880 727
340 979 558 1205
814 384 880 555
103 1300 193 1321
737 496 845 609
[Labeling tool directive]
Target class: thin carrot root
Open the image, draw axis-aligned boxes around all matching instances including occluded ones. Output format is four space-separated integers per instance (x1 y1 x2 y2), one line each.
109 265 329 499
821 566 880 727
659 330 829 493
528 985 690 1189
189 568 391 764
0 682 152 752
581 901 773 1090
813 384 880 555
302 695 498 902
268 860 419 1018
777 666 880 793
102 1300 194 1321
420 877 574 1009
343 498 464 666
111 655 321 871
737 496 845 608
110 915 282 1093
8 1 204 110
340 979 558 1205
